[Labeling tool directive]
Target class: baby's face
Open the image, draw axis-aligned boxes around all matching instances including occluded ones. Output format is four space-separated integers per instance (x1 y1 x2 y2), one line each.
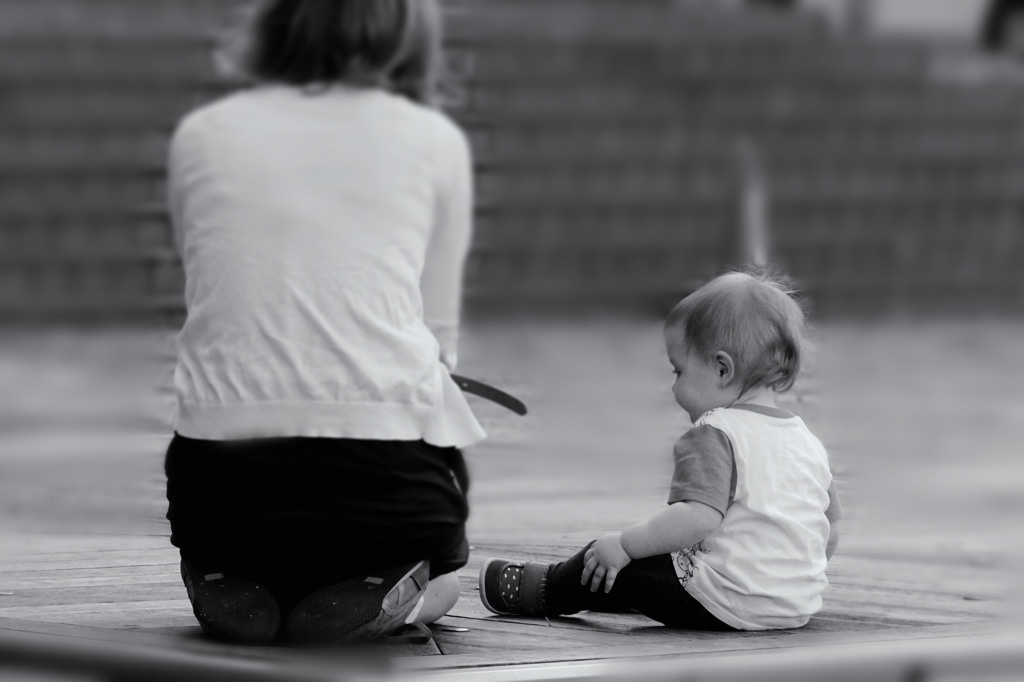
665 330 731 423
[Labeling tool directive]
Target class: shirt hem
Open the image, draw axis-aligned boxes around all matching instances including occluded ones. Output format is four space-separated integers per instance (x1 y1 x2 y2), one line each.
682 582 813 631
175 397 485 449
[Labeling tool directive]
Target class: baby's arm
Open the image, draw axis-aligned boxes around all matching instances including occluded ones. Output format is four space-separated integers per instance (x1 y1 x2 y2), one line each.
582 426 732 593
582 504 722 593
825 479 841 561
630 424 732 557
621 502 723 559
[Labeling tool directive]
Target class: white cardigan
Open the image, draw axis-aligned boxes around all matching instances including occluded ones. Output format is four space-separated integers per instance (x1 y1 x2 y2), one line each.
168 85 485 448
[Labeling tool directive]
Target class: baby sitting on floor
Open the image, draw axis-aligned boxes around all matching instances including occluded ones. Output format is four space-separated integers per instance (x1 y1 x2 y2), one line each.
479 269 841 631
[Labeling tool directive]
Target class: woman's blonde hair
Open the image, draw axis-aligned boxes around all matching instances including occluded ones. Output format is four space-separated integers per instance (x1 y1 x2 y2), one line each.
666 268 807 394
217 0 446 106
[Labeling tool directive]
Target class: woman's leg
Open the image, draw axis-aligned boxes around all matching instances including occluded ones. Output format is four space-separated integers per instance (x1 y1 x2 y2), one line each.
414 572 461 625
169 436 472 641
282 560 432 642
179 557 282 643
168 436 284 642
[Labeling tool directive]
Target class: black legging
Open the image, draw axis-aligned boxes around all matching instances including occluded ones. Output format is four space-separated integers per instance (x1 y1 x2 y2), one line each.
544 543 736 630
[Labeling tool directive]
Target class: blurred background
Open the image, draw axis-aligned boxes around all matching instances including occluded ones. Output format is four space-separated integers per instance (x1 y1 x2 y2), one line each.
0 0 1022 646
2 0 1024 321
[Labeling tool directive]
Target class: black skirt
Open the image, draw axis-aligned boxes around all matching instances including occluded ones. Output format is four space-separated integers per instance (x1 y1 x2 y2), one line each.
165 434 469 606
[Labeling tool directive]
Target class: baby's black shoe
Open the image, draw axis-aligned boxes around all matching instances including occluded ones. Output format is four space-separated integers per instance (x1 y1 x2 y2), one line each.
478 558 549 616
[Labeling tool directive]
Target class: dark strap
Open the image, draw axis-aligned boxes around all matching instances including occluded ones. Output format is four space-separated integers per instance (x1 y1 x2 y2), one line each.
451 375 528 416
518 563 549 617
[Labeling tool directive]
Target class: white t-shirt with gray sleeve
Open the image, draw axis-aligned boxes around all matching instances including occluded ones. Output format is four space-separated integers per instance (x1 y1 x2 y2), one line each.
669 404 834 630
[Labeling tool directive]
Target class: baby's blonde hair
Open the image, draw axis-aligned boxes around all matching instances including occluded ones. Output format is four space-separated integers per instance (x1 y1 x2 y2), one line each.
666 268 806 394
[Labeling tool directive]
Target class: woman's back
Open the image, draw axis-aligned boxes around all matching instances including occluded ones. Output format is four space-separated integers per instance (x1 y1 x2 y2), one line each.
170 85 478 442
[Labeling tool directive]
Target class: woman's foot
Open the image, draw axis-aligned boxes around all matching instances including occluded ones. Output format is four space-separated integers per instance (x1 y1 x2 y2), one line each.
414 572 461 625
180 560 281 643
283 560 430 643
478 558 550 617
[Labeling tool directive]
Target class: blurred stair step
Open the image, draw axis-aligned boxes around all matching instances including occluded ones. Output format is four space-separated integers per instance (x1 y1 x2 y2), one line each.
0 0 237 39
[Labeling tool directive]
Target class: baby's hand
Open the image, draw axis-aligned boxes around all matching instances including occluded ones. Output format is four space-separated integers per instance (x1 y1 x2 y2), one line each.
581 534 632 593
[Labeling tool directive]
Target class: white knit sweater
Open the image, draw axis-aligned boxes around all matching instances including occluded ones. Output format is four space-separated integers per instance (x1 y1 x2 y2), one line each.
168 84 485 448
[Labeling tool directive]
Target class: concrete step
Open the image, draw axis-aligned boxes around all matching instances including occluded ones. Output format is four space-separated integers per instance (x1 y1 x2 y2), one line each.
0 0 235 39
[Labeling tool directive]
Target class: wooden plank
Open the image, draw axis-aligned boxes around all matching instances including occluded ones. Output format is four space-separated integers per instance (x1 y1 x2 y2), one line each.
823 585 998 621
0 563 180 587
0 582 185 608
0 614 443 661
0 616 287 660
405 633 1024 681
3 551 178 572
0 622 440 682
417 622 1006 671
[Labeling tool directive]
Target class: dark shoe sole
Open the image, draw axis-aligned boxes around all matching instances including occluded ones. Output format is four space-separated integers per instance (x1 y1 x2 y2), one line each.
284 560 429 644
181 561 281 643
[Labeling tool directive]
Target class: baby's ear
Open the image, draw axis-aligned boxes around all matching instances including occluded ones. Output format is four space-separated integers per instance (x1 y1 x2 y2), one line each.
714 351 735 385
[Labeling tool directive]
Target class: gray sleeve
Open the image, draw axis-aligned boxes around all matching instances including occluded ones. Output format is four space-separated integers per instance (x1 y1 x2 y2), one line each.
667 425 735 516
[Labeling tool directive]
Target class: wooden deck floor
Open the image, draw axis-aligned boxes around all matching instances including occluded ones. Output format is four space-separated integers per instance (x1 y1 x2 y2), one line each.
0 321 1021 680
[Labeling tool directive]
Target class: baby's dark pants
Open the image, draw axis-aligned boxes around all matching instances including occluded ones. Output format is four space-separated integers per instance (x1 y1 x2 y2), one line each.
544 543 735 631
